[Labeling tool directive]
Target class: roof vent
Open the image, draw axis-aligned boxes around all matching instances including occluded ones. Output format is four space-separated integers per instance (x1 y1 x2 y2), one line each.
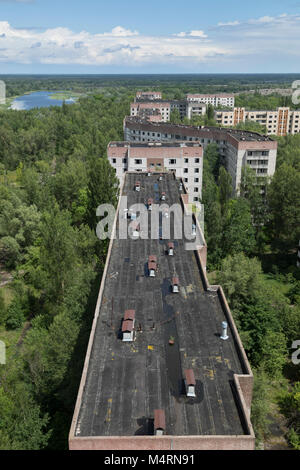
154 410 166 436
122 310 136 342
167 242 174 256
130 221 140 239
172 277 180 293
148 255 157 277
220 321 229 341
185 369 196 397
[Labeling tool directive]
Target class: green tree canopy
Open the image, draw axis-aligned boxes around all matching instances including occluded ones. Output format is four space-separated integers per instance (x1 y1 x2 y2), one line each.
268 163 300 250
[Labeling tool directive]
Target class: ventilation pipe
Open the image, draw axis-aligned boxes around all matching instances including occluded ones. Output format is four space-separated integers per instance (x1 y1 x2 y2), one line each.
220 321 229 341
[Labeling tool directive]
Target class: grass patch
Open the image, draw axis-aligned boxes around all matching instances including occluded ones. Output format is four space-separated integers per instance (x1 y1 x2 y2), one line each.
1 285 14 307
0 96 17 111
207 270 217 284
0 170 18 184
260 273 292 297
50 91 82 101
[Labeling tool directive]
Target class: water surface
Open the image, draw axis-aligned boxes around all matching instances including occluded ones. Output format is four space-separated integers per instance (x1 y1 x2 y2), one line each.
10 91 76 110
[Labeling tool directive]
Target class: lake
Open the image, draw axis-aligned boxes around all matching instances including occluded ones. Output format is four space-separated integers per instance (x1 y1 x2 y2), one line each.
10 91 77 110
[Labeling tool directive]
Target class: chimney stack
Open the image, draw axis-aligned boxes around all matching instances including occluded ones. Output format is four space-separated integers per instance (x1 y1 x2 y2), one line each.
154 410 166 436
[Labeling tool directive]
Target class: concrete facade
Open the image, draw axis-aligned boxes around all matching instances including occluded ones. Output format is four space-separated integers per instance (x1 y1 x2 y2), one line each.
133 92 208 122
131 102 171 122
215 107 300 136
123 117 277 192
187 93 235 108
107 141 203 203
136 91 162 100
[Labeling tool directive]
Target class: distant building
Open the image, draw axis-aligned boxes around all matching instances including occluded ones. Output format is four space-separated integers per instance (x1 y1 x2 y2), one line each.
130 102 171 122
132 91 208 122
186 102 207 120
123 116 277 193
187 93 235 108
135 91 162 100
215 107 300 136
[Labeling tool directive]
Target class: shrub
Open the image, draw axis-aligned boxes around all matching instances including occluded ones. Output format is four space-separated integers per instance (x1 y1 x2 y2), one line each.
5 299 25 330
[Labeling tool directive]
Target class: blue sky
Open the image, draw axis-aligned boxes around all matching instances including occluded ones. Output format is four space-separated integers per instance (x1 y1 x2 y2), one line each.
0 0 300 73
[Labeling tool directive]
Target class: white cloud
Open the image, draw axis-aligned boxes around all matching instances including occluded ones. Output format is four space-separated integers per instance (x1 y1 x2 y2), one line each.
218 21 240 27
1 13 300 71
0 22 222 66
108 26 139 37
255 16 275 23
189 30 208 38
213 14 300 43
174 30 207 38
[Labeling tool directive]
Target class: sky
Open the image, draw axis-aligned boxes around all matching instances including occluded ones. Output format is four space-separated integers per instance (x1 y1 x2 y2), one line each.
0 0 300 73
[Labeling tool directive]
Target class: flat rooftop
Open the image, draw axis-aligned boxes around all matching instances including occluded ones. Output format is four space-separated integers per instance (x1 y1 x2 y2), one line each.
124 116 274 143
75 173 250 438
108 141 202 148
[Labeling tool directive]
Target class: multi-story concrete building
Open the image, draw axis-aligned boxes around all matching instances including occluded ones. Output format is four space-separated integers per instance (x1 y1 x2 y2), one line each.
108 141 203 202
124 116 277 192
215 107 300 136
136 91 162 100
131 99 199 122
137 108 163 123
187 93 235 108
69 172 255 451
130 102 171 122
133 92 207 122
170 100 189 120
186 102 207 120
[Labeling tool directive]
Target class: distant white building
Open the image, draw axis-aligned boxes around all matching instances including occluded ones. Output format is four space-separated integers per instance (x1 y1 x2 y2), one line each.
214 107 300 136
135 91 162 101
187 93 235 108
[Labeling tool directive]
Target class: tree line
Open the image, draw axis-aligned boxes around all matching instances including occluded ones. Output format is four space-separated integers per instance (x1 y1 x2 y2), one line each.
0 94 123 449
202 137 300 448
0 85 299 449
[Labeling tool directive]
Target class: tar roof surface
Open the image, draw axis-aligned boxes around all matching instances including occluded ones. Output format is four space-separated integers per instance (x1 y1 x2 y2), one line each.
76 173 249 438
124 116 274 142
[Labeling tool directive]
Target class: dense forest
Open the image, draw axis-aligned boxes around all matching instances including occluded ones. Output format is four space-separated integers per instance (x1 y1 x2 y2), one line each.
0 77 299 450
0 92 127 449
2 73 300 102
202 138 300 449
